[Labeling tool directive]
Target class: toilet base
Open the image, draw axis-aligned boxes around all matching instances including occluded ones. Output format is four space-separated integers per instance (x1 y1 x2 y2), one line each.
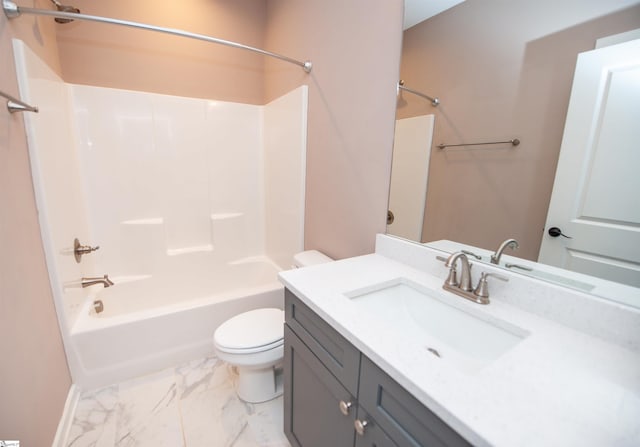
235 365 283 403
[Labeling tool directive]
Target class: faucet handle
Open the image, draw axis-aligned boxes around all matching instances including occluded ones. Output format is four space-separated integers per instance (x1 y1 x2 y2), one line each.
445 265 458 287
461 250 482 260
473 272 509 299
437 255 459 286
74 238 100 263
485 272 509 282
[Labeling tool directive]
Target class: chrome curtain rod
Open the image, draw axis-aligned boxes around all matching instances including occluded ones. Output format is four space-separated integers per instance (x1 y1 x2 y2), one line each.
437 139 520 150
2 1 312 73
0 88 39 113
398 80 439 106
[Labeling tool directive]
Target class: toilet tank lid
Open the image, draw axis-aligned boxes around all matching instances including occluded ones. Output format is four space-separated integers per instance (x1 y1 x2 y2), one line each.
214 308 284 350
293 250 333 267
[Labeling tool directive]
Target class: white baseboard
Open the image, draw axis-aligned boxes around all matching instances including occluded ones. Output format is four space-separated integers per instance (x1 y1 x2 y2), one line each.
51 384 80 447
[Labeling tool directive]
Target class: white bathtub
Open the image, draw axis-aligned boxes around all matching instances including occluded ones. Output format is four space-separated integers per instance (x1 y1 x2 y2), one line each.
70 257 284 389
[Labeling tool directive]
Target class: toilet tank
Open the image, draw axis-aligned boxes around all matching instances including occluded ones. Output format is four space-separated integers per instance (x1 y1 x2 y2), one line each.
292 250 333 268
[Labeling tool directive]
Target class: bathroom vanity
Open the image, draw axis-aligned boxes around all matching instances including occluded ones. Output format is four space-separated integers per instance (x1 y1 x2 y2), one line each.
284 289 469 446
278 235 640 447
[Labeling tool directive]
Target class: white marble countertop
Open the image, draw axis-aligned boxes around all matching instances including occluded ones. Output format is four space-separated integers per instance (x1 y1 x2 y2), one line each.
278 235 640 447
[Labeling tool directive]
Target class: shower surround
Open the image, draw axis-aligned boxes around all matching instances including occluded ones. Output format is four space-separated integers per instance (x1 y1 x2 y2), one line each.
13 39 307 388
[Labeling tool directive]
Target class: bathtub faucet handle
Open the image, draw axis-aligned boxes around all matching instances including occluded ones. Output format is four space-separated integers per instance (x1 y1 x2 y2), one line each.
74 238 100 263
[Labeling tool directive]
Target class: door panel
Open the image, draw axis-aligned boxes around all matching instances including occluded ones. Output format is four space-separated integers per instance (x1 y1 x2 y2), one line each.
387 114 434 241
539 38 640 287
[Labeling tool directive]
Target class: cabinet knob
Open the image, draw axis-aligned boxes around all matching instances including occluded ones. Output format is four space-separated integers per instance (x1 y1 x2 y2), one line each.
354 419 368 436
338 400 352 416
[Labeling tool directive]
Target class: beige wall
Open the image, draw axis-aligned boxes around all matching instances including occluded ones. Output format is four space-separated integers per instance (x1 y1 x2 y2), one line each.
0 2 71 445
55 0 267 104
399 0 640 260
55 0 404 259
265 0 404 259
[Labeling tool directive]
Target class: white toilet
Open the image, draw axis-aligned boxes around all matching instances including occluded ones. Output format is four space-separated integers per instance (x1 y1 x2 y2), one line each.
213 250 333 403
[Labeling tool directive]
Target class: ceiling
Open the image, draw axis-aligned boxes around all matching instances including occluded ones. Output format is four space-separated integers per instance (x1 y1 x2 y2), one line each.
403 0 466 30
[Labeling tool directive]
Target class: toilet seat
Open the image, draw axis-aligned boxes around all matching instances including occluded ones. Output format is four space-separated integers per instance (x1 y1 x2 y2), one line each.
215 338 283 355
214 308 284 354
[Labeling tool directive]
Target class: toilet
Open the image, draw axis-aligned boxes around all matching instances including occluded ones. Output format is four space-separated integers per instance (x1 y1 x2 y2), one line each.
213 250 333 403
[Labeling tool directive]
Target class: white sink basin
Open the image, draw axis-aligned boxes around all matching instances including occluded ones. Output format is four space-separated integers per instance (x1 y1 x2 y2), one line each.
345 279 529 373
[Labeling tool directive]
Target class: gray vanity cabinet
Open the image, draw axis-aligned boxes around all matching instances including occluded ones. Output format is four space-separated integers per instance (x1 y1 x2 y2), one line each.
358 356 470 447
284 289 471 447
284 287 361 447
353 406 398 447
283 325 356 446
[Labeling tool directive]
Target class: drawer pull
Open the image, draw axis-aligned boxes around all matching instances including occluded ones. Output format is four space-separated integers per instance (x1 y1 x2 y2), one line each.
339 400 352 416
354 419 368 436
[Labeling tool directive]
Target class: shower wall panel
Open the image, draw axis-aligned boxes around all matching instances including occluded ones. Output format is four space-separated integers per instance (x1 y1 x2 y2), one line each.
151 95 212 254
71 86 265 278
13 40 93 329
70 85 307 281
205 100 265 258
264 85 308 269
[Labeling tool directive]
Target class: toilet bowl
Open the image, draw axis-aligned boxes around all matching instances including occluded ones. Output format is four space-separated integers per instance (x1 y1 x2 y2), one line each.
214 308 285 403
213 250 333 403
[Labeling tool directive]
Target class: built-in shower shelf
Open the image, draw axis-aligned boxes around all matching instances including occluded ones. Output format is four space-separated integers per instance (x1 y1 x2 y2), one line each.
121 218 164 225
166 245 214 256
229 255 274 266
210 212 243 221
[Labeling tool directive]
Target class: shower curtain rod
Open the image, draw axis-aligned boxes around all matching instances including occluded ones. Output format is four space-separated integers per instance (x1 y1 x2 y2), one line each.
2 0 313 73
398 80 439 106
0 87 39 113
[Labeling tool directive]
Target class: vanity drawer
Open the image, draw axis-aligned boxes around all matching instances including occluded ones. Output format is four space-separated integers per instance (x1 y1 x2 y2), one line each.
285 288 361 395
358 355 471 447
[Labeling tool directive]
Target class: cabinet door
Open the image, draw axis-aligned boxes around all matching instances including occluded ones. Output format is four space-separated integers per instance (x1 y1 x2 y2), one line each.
284 325 356 447
358 356 471 447
285 289 361 395
354 407 398 447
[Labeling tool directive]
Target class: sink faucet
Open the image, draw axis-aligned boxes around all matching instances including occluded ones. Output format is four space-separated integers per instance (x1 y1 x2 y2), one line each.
441 251 508 304
81 274 114 288
444 252 473 292
490 238 519 265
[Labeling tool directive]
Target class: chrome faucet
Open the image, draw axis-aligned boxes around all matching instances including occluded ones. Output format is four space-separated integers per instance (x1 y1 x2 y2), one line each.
490 238 519 265
81 274 114 288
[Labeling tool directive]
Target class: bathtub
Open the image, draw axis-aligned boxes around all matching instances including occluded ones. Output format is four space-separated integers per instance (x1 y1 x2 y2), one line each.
70 257 284 389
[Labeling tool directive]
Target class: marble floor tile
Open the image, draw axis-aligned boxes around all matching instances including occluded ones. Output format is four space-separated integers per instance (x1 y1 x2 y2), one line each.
66 356 290 447
180 378 252 446
175 355 232 400
240 398 290 447
115 369 183 447
66 385 118 447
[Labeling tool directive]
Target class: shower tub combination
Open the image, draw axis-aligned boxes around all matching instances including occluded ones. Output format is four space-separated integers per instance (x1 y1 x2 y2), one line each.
14 39 308 389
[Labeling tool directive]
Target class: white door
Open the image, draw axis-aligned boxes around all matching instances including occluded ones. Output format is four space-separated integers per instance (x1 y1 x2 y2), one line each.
538 38 640 287
387 114 434 241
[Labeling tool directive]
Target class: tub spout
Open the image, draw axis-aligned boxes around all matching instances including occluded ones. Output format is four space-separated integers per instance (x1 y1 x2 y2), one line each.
81 274 114 288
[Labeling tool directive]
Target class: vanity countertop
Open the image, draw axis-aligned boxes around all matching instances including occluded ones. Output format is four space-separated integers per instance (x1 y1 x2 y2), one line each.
278 235 640 447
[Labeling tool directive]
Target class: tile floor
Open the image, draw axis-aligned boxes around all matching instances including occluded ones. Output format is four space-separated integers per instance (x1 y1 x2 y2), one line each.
66 356 291 447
